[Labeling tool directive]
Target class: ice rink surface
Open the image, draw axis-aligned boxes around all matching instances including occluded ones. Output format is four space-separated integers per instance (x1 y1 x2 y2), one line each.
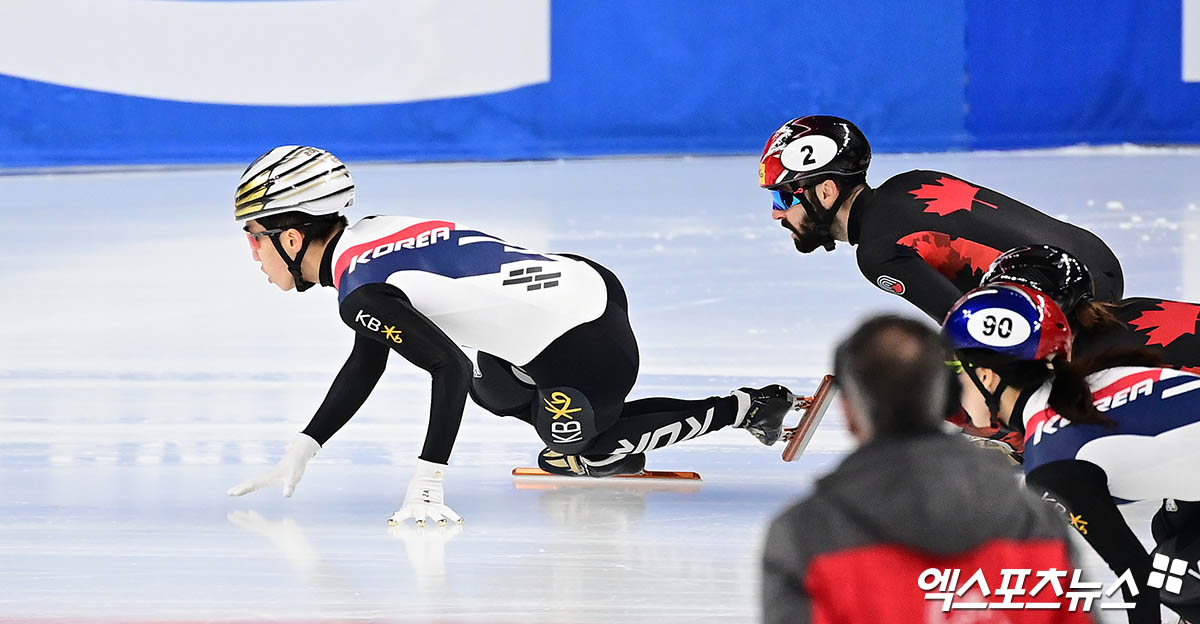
2 149 1199 622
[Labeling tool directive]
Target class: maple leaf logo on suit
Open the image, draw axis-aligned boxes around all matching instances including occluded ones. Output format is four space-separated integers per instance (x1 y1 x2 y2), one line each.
1128 301 1200 347
909 176 1000 216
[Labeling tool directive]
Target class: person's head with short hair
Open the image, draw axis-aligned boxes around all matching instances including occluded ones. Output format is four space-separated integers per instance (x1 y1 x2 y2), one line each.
833 315 956 443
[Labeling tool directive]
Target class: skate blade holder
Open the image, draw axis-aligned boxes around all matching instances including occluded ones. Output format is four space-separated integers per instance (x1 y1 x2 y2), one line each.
782 374 837 462
512 467 701 480
512 468 702 492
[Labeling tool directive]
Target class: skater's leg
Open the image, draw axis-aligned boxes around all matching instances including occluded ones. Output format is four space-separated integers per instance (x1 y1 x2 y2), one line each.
521 258 643 476
468 351 537 424
581 385 795 455
534 384 793 477
582 396 741 455
520 257 793 474
523 258 639 454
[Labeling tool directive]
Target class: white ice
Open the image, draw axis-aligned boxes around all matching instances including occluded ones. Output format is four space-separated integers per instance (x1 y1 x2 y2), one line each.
2 149 1199 622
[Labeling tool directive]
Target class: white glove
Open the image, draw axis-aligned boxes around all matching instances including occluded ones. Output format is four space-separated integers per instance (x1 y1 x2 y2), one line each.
387 459 463 527
227 433 320 497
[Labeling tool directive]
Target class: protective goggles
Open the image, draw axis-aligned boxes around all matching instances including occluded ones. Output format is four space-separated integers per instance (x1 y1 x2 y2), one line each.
944 359 978 374
770 185 805 212
243 225 287 251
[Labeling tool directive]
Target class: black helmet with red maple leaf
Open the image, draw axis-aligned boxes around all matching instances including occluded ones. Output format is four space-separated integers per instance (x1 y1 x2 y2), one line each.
981 245 1095 316
760 116 871 252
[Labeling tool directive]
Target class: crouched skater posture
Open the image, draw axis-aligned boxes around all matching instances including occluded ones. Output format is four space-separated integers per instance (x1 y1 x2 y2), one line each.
944 283 1200 624
226 146 795 525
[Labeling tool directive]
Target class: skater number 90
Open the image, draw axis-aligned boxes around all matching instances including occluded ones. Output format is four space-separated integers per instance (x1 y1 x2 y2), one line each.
966 308 1031 348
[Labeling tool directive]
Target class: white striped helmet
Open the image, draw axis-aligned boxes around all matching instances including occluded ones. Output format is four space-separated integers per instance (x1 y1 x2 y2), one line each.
234 146 354 222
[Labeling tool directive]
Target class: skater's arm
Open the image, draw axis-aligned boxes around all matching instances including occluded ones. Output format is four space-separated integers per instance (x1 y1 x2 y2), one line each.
856 244 966 323
301 332 391 445
1027 460 1160 623
339 283 472 464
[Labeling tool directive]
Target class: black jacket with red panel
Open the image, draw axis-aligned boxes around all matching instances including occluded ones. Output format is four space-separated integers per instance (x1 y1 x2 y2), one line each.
1074 296 1200 373
761 432 1093 624
848 170 1123 322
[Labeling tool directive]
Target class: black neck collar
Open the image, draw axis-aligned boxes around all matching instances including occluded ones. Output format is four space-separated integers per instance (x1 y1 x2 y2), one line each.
846 185 874 245
318 228 345 288
1006 385 1037 435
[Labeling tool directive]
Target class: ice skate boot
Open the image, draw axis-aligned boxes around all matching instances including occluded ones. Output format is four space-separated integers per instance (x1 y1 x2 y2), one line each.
537 448 646 478
734 384 796 446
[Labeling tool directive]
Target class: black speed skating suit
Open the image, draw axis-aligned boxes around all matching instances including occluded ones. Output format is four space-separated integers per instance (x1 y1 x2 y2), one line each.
848 170 1123 322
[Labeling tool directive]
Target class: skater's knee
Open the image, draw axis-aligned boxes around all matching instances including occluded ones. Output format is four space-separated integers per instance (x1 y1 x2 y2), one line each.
469 352 537 417
535 387 601 454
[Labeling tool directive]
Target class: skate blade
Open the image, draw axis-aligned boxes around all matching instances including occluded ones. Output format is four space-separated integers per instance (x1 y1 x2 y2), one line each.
512 467 702 480
782 374 837 462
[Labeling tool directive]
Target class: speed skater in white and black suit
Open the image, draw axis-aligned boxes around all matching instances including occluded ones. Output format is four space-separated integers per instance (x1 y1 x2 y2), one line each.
225 146 795 526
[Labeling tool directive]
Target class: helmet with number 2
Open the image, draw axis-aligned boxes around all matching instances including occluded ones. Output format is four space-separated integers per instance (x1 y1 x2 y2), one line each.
759 115 871 192
943 283 1073 362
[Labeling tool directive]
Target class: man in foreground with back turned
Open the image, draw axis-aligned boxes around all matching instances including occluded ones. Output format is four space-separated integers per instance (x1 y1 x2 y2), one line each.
760 315 1090 623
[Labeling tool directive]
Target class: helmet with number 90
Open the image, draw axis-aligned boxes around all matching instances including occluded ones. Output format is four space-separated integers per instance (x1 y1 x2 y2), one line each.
943 283 1072 362
758 115 871 190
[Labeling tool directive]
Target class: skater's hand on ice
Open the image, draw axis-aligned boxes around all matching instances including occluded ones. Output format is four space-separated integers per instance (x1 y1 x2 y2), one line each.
388 459 463 527
227 433 320 497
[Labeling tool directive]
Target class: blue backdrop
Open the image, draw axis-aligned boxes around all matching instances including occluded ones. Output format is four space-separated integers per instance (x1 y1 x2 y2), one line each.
965 1 1200 148
0 1 1195 167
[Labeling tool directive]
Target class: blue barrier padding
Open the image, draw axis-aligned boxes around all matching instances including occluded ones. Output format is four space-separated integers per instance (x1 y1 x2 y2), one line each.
0 1 966 167
965 1 1200 149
